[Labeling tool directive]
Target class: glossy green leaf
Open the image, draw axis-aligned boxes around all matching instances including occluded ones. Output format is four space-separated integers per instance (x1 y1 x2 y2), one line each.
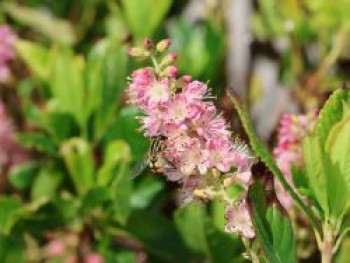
60 138 95 195
121 0 172 40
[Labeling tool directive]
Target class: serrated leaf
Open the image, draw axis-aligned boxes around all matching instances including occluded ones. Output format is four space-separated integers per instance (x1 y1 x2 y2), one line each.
302 135 329 217
326 108 350 191
315 87 350 146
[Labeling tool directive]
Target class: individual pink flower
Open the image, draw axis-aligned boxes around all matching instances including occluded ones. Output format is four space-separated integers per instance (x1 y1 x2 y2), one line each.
46 240 66 257
225 200 255 239
85 253 104 263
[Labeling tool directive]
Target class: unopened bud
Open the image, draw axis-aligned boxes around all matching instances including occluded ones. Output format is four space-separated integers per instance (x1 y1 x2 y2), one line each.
128 47 150 57
182 75 192 84
142 38 153 50
156 38 171 52
160 52 177 67
165 66 178 78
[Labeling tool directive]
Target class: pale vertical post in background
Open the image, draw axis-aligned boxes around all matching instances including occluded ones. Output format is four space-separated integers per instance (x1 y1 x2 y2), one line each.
226 0 252 100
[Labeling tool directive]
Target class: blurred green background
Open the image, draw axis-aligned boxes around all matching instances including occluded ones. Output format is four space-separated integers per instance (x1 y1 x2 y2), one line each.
0 0 349 262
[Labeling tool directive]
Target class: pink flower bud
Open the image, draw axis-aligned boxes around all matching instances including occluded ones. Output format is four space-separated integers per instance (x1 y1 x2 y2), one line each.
85 253 104 263
168 52 177 61
47 240 66 257
142 38 153 50
166 66 178 78
181 75 192 84
156 38 171 52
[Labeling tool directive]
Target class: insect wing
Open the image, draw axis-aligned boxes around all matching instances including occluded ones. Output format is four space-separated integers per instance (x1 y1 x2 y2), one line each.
130 156 148 179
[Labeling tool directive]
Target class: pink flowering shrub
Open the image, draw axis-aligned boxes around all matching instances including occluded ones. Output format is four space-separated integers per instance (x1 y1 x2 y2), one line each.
0 101 30 184
0 25 16 83
273 111 317 210
127 39 255 238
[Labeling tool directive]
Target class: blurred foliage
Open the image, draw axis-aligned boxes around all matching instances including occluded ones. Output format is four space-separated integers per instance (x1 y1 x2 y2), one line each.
0 0 349 262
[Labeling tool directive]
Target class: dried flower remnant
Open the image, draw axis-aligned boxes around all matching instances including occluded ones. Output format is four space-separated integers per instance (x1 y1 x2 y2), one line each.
273 111 318 210
127 38 255 238
0 25 16 83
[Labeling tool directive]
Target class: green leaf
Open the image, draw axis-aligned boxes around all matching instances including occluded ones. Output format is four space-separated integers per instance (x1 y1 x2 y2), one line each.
103 106 148 160
121 0 172 40
126 211 192 262
175 203 244 263
91 41 129 141
8 162 39 190
51 47 85 130
97 140 131 187
60 138 95 195
315 87 350 146
99 140 132 225
131 177 164 209
0 197 22 235
0 235 25 263
303 135 329 217
174 203 207 256
15 40 51 80
248 180 297 263
31 167 63 200
326 108 350 191
80 187 110 214
16 132 57 156
2 3 76 45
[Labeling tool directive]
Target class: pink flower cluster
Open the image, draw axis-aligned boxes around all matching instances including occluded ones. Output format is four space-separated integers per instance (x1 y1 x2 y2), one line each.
45 232 104 263
128 68 249 180
0 101 30 181
127 38 254 238
0 25 16 82
273 111 317 209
